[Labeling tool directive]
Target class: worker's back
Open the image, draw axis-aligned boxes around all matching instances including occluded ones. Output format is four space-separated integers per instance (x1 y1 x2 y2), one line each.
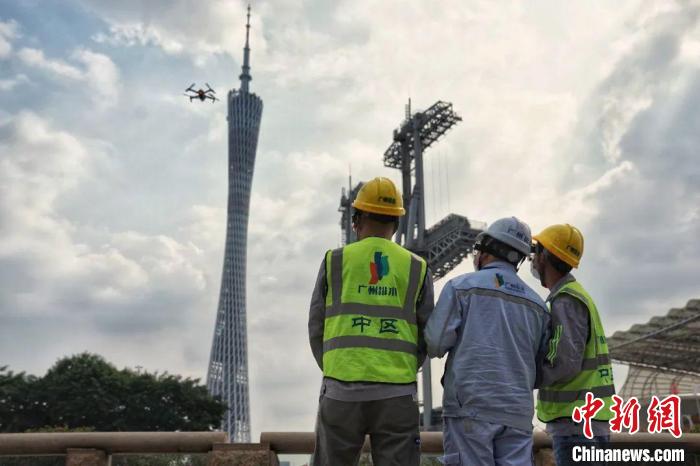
322 236 427 384
439 261 549 431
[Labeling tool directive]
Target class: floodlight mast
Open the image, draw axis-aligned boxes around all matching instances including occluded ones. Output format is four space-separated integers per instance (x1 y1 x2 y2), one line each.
384 99 462 430
338 99 485 430
385 100 463 250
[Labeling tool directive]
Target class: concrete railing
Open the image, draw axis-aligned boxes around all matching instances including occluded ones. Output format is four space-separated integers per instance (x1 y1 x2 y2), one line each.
0 432 227 455
261 431 700 453
1 431 698 465
260 431 700 465
0 432 279 466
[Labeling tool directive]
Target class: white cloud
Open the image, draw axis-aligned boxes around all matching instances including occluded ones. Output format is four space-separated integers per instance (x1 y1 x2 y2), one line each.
72 48 120 106
0 111 88 218
17 47 84 79
0 73 29 91
561 160 636 221
0 111 217 377
84 0 266 65
93 23 184 54
0 19 19 58
17 46 120 107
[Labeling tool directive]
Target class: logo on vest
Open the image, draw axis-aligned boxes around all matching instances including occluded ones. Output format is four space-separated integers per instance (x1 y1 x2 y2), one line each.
357 251 398 297
369 251 389 284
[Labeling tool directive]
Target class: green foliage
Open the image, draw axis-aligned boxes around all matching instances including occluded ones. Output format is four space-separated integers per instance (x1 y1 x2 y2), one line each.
0 353 226 433
0 365 44 431
26 425 95 432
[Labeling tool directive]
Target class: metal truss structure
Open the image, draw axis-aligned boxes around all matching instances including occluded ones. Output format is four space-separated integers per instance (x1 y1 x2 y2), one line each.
384 100 464 170
338 176 363 246
385 101 467 252
618 366 700 401
608 299 700 400
207 6 262 443
423 214 486 280
338 99 485 429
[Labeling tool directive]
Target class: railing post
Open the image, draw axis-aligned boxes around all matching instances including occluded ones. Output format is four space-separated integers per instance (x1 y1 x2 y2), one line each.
207 443 279 466
65 448 110 466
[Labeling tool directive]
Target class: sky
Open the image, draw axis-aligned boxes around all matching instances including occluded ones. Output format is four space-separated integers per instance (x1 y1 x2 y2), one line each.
1 0 699 442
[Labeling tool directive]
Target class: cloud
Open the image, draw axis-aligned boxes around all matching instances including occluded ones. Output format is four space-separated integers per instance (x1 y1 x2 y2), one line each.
84 0 265 65
72 48 120 105
551 1 700 329
93 23 185 55
17 46 120 107
0 19 19 58
0 73 29 91
17 47 84 79
0 111 217 376
561 160 636 222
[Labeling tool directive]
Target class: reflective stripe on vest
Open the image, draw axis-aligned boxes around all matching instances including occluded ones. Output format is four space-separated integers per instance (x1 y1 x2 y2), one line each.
322 238 426 383
538 384 616 403
323 335 417 354
537 280 616 423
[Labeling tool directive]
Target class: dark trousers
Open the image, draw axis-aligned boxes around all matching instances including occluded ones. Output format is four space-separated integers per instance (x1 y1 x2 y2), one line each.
552 434 609 466
312 395 421 466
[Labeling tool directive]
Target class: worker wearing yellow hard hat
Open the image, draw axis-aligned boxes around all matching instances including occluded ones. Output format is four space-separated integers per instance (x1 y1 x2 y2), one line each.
531 224 615 466
350 176 406 217
308 177 433 466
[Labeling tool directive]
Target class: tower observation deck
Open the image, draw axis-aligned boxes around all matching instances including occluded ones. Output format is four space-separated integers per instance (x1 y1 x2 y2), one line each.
207 6 263 443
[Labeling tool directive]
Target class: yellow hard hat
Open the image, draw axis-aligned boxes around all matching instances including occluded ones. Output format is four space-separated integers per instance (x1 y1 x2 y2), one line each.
352 177 405 217
532 224 584 268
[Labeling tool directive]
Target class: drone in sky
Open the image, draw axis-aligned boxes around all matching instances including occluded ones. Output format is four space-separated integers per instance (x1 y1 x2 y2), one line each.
185 83 218 103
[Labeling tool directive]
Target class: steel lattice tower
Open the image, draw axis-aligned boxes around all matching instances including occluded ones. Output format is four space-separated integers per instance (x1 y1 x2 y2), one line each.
207 6 262 443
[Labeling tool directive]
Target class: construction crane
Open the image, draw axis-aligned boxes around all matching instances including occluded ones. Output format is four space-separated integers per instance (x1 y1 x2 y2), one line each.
338 99 485 429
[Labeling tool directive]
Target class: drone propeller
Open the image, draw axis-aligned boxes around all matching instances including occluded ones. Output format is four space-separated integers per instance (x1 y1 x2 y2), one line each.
206 83 216 94
185 83 196 92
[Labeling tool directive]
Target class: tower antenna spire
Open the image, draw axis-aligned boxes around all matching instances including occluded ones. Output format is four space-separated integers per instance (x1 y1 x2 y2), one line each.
239 4 252 93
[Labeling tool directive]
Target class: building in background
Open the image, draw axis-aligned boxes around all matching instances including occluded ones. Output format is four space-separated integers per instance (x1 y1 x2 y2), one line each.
206 6 263 442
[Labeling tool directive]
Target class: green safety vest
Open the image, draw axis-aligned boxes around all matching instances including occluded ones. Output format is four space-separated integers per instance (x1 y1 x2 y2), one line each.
322 237 427 384
537 280 616 423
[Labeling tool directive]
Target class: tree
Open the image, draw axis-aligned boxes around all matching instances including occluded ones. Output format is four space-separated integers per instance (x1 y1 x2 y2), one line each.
0 366 46 431
0 353 226 432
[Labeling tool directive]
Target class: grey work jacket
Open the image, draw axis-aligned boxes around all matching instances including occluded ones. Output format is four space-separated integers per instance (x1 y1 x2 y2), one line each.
425 261 550 432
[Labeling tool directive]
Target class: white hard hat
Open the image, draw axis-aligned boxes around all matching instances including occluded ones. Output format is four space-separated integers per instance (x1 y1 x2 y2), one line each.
477 216 532 257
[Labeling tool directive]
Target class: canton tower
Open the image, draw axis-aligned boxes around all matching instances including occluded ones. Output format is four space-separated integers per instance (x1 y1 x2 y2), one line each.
207 5 263 443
